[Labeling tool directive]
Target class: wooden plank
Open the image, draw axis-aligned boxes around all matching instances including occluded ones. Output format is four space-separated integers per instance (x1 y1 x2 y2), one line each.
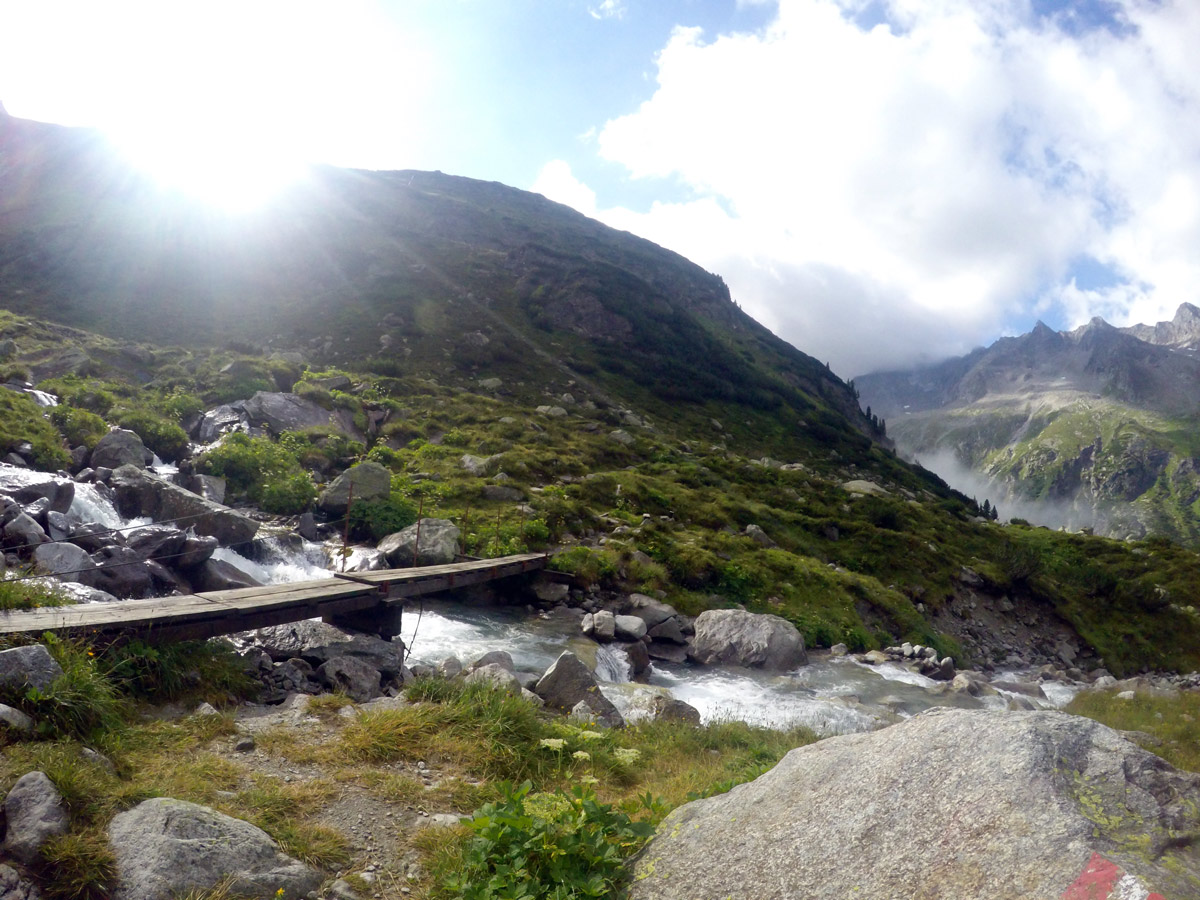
0 552 549 641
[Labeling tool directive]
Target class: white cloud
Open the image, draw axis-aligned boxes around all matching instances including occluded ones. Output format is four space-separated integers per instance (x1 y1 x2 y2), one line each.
532 160 598 216
589 0 627 21
551 0 1200 376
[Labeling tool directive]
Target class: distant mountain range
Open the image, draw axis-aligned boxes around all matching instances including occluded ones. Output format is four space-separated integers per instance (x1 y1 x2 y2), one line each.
857 304 1200 546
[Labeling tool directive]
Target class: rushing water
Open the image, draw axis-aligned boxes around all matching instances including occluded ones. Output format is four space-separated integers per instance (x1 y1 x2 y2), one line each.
7 462 1079 736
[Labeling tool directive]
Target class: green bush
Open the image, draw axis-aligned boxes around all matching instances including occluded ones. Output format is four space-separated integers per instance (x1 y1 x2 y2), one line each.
0 577 72 611
97 639 255 703
49 406 108 450
0 391 70 469
113 409 189 461
198 432 314 512
442 781 655 900
347 496 419 542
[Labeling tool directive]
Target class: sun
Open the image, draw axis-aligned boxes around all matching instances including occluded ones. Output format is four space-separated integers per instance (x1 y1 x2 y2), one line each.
109 120 308 214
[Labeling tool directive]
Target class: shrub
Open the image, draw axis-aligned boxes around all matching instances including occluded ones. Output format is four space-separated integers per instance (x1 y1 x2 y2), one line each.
441 781 655 900
259 471 318 515
113 409 189 461
197 433 314 512
346 496 418 542
97 639 255 703
0 391 70 469
0 576 72 611
49 406 108 449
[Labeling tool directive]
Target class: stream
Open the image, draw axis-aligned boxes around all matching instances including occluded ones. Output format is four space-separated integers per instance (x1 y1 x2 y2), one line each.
2 463 1081 737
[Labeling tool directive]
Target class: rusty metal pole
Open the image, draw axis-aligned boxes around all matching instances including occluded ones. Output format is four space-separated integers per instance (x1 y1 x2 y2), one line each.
340 483 354 573
411 493 425 567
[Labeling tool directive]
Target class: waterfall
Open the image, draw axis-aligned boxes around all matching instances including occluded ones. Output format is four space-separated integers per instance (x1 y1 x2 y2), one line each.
594 644 632 683
68 483 150 531
213 536 333 584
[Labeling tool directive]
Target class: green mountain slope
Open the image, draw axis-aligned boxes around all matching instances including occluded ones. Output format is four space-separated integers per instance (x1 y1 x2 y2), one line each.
1 110 1199 675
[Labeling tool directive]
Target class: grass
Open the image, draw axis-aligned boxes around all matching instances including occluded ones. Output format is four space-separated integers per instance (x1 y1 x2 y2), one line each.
1065 688 1200 773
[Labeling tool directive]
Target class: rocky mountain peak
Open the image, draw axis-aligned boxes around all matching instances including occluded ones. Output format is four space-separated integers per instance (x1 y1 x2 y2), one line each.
1120 302 1200 350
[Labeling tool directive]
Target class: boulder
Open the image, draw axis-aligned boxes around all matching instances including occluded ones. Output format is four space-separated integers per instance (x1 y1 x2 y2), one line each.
4 473 75 514
175 530 219 568
378 518 460 567
531 578 570 605
3 512 48 549
629 709 1200 900
110 465 258 546
460 454 501 476
90 546 157 598
533 651 623 726
126 525 188 561
647 695 702 725
464 663 523 695
317 657 382 702
196 404 245 444
481 484 525 502
620 640 651 677
91 429 152 470
108 797 321 900
468 650 515 673
0 645 63 693
317 461 392 517
647 618 686 645
188 557 260 592
569 697 625 729
0 703 35 733
242 391 364 441
32 542 98 586
253 622 406 676
186 475 226 505
688 610 808 671
591 609 616 642
2 771 69 864
614 615 648 641
623 594 678 630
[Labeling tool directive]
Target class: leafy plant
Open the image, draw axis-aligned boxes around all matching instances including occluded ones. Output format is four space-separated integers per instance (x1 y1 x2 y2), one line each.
346 495 418 542
113 409 189 461
441 781 656 900
48 406 108 450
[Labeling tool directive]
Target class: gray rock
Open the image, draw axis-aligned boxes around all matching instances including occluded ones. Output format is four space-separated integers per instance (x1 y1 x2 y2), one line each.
0 863 43 900
3 512 48 549
196 405 245 443
829 643 849 657
629 709 1200 900
620 640 651 677
2 771 69 864
32 541 98 586
689 609 808 670
744 524 777 547
108 797 321 900
0 645 63 693
110 465 258 546
187 475 226 505
4 472 75 514
317 461 392 517
532 578 569 605
464 663 522 695
609 430 635 446
591 609 616 642
175 529 219 568
378 518 460 567
614 615 648 641
534 651 623 727
623 594 678 629
647 618 687 645
125 525 188 561
188 557 260 592
647 695 702 725
992 679 1048 700
481 484 525 502
91 429 152 470
242 392 364 441
317 657 382 702
0 703 34 733
536 406 568 418
254 622 406 676
460 454 501 476
468 650 515 673
89 546 157 598
569 697 625 729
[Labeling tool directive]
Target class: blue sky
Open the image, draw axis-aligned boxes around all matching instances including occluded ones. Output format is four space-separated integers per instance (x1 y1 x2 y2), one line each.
2 1 1198 377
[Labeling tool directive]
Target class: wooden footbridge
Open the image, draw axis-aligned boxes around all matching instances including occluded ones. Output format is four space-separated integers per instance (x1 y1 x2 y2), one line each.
0 553 548 644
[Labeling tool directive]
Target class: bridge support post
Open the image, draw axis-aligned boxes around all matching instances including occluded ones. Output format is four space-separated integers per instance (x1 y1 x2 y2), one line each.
324 604 404 641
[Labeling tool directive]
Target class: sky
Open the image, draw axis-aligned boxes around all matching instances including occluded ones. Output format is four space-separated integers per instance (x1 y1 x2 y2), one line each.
1 0 1198 378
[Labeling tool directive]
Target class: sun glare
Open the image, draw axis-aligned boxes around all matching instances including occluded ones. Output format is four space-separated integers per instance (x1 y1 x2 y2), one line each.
109 123 308 214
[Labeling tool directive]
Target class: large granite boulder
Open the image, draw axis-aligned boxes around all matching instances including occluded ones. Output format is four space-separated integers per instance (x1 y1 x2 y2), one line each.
688 609 807 670
629 708 1200 900
2 771 69 864
91 429 152 470
533 651 624 727
378 518 459 567
242 392 364 441
317 460 392 517
32 541 98 586
108 797 321 900
0 471 75 514
109 464 258 546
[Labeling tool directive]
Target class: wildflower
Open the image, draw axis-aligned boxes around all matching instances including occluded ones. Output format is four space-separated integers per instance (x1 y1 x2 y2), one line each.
577 730 604 741
572 750 592 762
538 738 566 751
614 748 641 765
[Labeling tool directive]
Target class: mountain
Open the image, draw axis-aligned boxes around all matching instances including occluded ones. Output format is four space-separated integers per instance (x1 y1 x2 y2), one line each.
3 109 1200 677
0 109 874 458
857 307 1200 546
